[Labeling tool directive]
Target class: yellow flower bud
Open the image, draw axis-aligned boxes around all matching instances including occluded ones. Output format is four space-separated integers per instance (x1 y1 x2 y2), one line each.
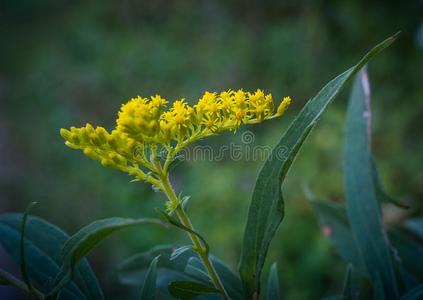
277 96 292 116
83 147 99 160
60 128 72 141
95 127 108 144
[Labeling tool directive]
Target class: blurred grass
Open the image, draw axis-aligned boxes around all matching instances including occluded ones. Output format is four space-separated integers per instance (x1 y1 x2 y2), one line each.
1 1 422 299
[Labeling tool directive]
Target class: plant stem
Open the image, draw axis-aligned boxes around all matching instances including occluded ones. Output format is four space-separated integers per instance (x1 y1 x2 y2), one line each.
159 175 229 300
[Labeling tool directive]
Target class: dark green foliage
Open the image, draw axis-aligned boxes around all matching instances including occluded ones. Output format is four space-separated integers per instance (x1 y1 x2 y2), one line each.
139 255 159 300
1 2 422 298
0 213 104 300
342 265 359 300
20 202 40 298
168 281 221 300
267 263 281 300
238 34 397 298
48 217 164 296
118 245 243 300
400 285 423 300
117 245 199 288
310 200 367 277
344 69 398 299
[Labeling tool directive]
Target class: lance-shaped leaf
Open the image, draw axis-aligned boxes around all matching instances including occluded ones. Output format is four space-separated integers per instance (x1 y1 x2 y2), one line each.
158 210 209 254
118 245 199 299
344 69 398 299
117 245 197 286
371 158 409 209
267 263 281 300
342 265 360 300
19 202 39 298
0 213 104 300
185 256 244 300
139 255 160 300
389 229 423 284
312 199 423 293
238 34 398 298
168 280 221 300
48 217 164 296
310 200 367 276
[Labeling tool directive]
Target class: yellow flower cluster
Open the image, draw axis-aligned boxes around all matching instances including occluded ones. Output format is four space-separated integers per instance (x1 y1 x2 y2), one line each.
60 90 291 184
115 89 290 144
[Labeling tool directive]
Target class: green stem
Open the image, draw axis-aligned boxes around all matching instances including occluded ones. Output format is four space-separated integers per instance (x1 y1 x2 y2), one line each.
160 175 229 300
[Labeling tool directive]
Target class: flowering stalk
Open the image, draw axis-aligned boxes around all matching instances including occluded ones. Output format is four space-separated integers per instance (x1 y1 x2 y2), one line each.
158 174 229 299
59 89 291 297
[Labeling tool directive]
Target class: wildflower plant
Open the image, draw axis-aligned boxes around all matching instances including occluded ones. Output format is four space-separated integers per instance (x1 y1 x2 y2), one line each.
59 90 291 210
59 90 291 297
1 34 421 300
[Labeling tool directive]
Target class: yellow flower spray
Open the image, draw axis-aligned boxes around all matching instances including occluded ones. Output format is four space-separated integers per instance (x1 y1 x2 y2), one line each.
60 89 291 298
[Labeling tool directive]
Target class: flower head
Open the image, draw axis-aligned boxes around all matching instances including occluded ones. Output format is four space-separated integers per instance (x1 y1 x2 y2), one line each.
60 89 291 188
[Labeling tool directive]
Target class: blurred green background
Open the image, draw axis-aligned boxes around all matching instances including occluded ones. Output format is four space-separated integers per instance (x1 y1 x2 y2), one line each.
1 1 422 299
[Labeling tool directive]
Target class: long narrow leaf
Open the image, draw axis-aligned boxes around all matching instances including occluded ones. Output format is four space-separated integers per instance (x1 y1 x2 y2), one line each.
184 257 244 300
238 34 398 298
342 265 359 300
48 217 164 296
117 245 199 299
140 255 160 300
159 211 209 254
344 69 398 299
371 158 409 209
267 263 281 300
168 281 221 300
20 202 39 298
310 200 367 276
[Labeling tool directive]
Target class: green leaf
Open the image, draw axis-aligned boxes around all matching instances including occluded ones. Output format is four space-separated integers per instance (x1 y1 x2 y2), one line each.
344 69 398 299
238 33 398 298
140 255 160 300
168 281 221 300
118 245 197 299
185 257 211 283
371 158 409 209
0 213 104 300
159 210 209 254
20 202 39 298
310 200 367 276
210 256 243 300
267 263 281 300
118 245 196 285
185 257 244 300
170 246 192 261
404 219 423 240
400 284 423 300
312 199 423 292
342 265 359 300
390 229 423 283
48 217 164 296
118 245 243 300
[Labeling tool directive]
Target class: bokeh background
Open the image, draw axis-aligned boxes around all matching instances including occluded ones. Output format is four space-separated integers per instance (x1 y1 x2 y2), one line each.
1 1 422 299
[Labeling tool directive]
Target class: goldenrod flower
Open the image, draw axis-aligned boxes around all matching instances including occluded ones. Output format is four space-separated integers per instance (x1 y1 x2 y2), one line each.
60 89 291 193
